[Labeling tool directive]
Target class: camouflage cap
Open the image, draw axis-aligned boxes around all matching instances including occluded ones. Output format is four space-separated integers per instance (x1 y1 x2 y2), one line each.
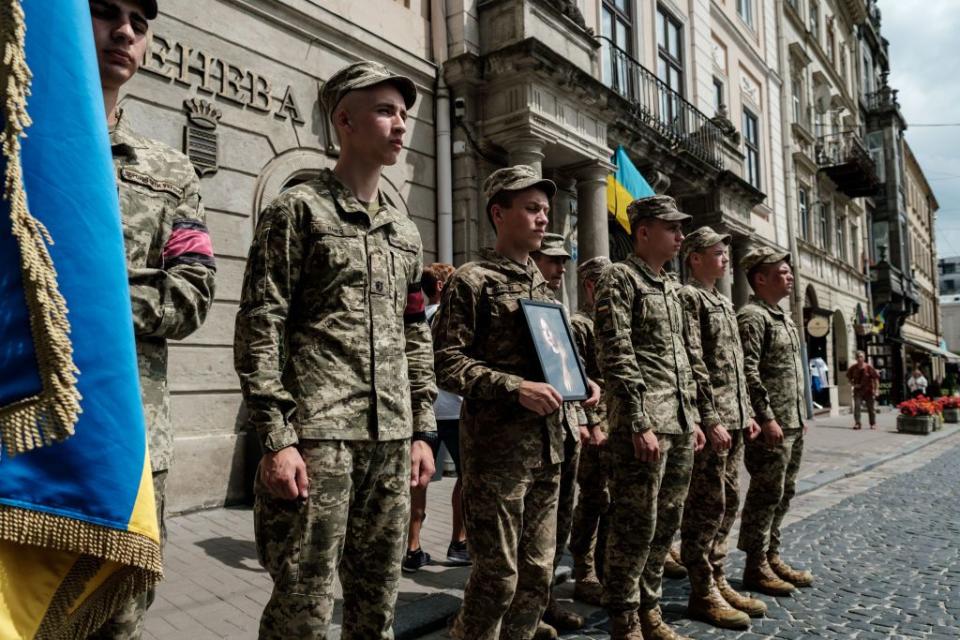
578 256 611 282
136 0 158 19
535 233 571 258
740 245 792 273
680 226 731 261
320 60 417 117
483 165 557 207
627 195 692 229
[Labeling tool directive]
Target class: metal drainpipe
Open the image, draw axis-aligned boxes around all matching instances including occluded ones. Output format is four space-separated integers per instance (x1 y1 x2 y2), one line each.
776 0 815 420
432 0 453 264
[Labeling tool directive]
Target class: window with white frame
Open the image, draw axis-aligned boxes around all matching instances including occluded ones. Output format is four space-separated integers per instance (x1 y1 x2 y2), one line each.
737 0 753 28
799 187 810 240
743 108 761 189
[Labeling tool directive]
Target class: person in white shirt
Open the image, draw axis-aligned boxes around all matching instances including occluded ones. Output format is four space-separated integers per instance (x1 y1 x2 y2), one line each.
907 368 928 398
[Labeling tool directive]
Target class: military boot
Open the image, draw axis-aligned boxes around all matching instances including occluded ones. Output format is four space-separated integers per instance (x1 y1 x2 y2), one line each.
714 568 767 617
685 568 750 630
742 555 795 596
663 547 687 579
639 606 691 640
608 610 644 640
767 553 814 587
573 556 605 606
532 620 559 640
574 577 604 606
543 597 584 631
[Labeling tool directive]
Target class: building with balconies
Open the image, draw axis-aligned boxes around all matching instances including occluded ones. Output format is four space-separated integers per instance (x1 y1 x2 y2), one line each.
443 0 785 305
780 0 874 412
857 0 925 402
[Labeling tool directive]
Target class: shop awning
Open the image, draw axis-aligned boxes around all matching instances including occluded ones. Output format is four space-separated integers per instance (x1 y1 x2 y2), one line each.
899 336 960 363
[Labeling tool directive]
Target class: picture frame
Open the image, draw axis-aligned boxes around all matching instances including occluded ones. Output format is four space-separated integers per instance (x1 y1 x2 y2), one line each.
519 299 589 401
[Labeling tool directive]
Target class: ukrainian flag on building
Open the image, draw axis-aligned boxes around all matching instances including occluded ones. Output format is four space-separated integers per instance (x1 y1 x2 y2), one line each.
0 1 161 637
607 145 655 234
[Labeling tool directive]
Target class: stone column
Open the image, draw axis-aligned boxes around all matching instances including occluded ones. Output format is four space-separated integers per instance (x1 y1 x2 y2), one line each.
575 162 611 262
505 136 546 175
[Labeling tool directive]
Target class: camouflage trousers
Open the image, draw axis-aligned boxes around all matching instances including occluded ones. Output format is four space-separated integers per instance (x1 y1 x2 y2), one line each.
603 430 693 613
680 429 745 578
88 470 168 640
254 439 410 640
451 459 561 640
569 442 610 580
553 436 580 570
737 428 804 557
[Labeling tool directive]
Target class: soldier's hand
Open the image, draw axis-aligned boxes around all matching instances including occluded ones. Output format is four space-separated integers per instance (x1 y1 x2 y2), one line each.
705 423 731 451
693 425 707 452
579 426 591 445
584 378 602 407
761 419 784 446
746 418 761 441
632 430 660 462
262 447 309 500
410 440 436 488
518 381 563 416
589 425 607 447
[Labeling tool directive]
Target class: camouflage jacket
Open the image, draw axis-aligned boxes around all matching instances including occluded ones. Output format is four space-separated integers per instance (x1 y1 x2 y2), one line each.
678 279 752 431
571 308 605 430
112 111 216 472
432 249 580 469
737 296 805 430
594 255 697 435
234 169 437 451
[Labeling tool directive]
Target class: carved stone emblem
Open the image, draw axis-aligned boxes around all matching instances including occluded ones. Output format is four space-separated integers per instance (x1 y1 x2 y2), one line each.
183 98 222 177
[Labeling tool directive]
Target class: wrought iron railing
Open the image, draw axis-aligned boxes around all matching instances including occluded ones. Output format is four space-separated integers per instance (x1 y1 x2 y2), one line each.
864 86 899 112
816 130 875 172
599 36 722 168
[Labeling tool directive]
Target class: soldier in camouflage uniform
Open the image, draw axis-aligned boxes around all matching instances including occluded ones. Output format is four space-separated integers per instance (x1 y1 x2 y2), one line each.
433 166 598 640
89 2 217 638
736 246 813 597
530 234 591 638
568 256 612 606
595 195 705 640
234 61 438 639
676 228 764 629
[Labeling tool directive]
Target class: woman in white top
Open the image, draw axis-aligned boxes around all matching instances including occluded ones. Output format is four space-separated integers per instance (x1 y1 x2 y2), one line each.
907 368 928 398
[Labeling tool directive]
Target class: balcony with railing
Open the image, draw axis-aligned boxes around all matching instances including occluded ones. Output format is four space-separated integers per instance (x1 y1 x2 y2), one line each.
600 36 722 169
864 85 900 113
816 131 880 198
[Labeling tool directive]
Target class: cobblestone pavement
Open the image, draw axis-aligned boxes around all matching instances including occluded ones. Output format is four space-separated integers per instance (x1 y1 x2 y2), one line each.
554 436 960 640
144 412 958 639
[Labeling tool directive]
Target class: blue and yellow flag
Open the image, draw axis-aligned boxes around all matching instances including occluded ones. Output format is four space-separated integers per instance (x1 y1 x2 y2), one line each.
0 1 161 637
606 145 655 234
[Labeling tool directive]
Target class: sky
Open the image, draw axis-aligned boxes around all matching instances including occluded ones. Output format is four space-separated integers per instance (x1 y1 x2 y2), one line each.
881 1 960 260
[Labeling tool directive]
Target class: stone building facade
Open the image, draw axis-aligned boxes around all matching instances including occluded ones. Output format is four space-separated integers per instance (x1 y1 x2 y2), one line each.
123 0 937 511
901 141 945 382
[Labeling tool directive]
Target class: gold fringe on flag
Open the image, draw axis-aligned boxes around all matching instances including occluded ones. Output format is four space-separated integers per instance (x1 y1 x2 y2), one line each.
0 0 82 457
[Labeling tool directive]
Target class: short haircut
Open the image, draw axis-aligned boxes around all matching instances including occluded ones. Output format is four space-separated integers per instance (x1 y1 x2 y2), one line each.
422 263 455 298
856 350 866 358
486 190 517 229
746 262 779 289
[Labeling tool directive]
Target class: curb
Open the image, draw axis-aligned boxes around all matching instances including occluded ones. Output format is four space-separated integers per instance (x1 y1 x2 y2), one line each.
795 425 960 496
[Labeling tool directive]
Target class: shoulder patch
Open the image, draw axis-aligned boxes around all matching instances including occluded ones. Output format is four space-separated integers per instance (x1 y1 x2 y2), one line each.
120 167 184 199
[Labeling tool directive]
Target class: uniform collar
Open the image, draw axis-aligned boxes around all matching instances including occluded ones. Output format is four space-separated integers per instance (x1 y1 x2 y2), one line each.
687 276 721 299
110 109 146 160
479 248 546 285
626 254 668 284
751 294 786 318
320 168 403 229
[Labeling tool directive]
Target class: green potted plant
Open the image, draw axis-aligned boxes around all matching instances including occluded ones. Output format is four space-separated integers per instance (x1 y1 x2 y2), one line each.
939 396 960 424
896 396 938 435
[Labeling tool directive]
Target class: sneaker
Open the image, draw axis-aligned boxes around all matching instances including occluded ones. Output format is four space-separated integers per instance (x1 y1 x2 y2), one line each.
447 540 471 565
402 548 431 573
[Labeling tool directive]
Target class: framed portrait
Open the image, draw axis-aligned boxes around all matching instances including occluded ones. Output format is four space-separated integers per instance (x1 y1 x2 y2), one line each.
520 299 589 401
